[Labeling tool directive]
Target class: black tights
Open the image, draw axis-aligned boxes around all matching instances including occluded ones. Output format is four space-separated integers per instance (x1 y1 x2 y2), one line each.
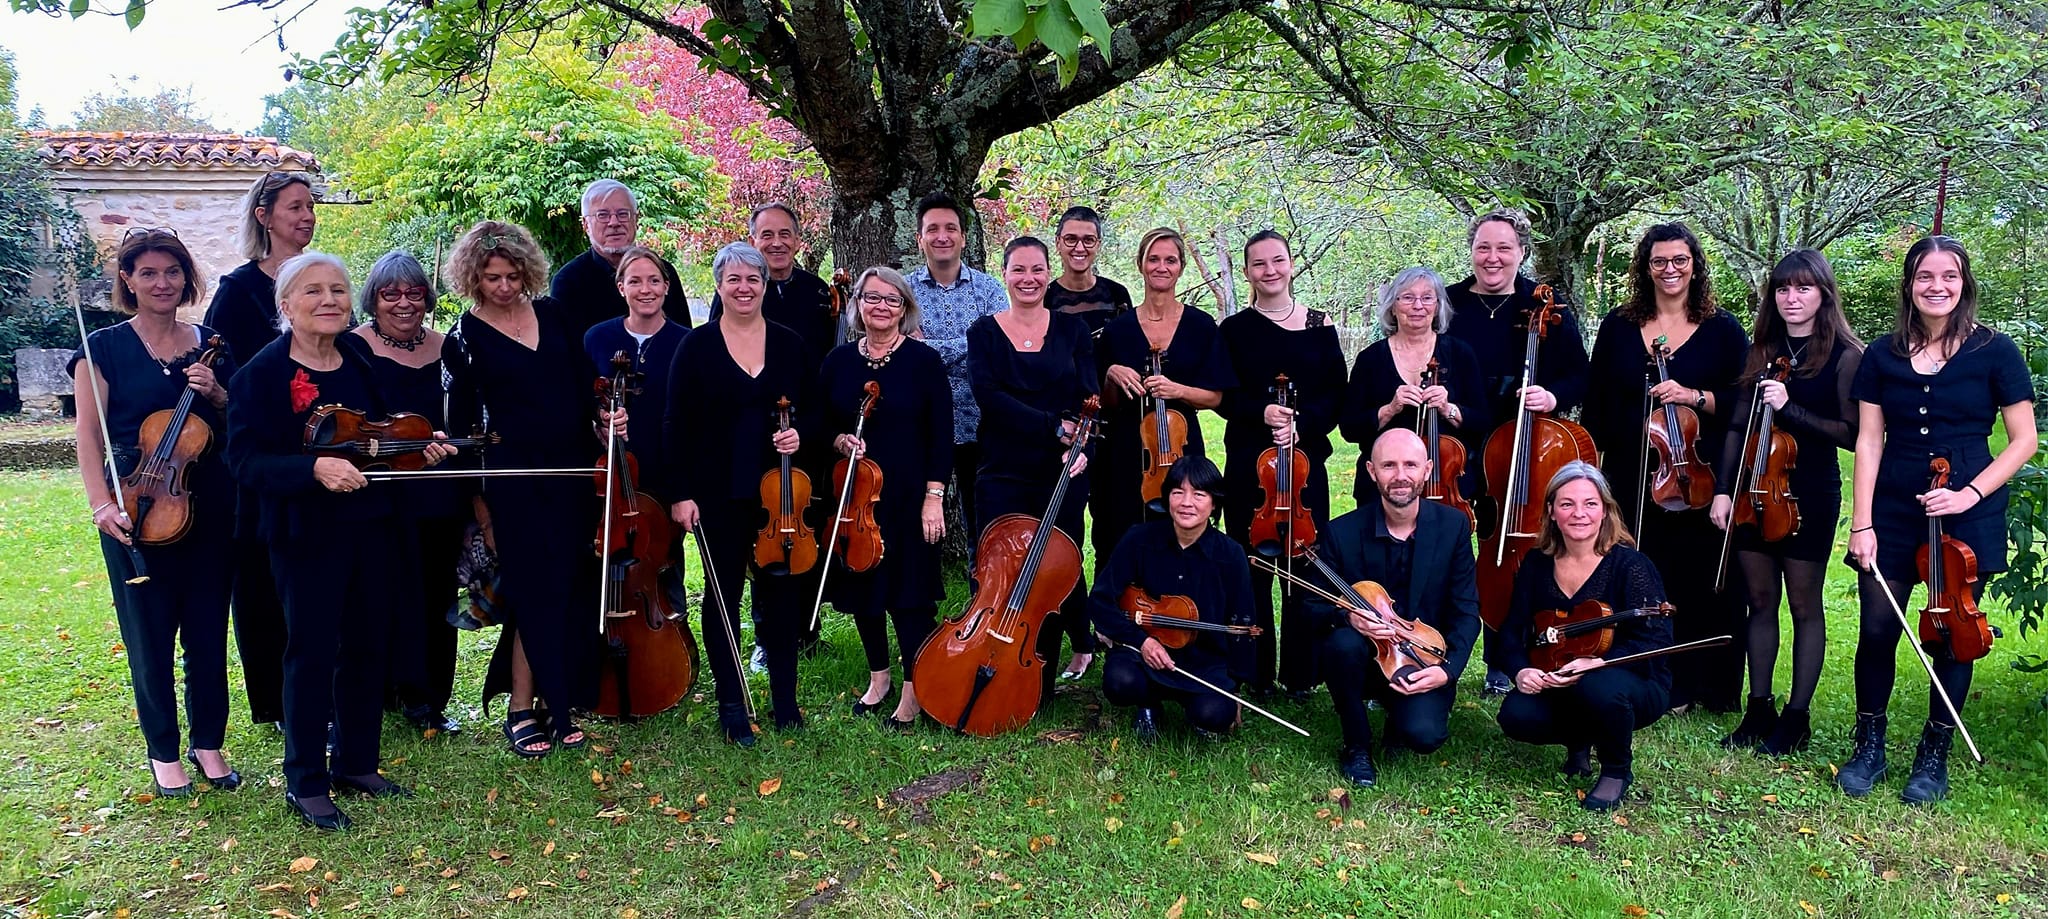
1853 572 1977 725
855 605 937 678
1736 552 1828 710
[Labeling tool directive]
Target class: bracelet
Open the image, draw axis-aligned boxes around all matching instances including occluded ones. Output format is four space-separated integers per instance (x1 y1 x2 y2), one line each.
1965 483 1985 501
1851 525 1874 534
90 501 114 516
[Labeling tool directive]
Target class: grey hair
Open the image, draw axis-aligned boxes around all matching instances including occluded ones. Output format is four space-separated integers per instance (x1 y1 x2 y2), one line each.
846 266 922 338
748 202 800 235
272 251 351 332
581 179 638 215
1376 266 1454 334
236 171 314 262
1546 459 1608 496
712 242 768 281
1468 207 1533 254
357 250 433 321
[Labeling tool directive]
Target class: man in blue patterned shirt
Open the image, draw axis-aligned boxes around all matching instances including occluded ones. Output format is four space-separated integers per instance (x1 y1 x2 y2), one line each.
906 192 1008 536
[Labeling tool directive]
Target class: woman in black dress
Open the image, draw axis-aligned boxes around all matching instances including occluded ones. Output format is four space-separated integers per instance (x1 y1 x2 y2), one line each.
1497 461 1673 812
1218 230 1348 698
819 266 954 727
1341 266 1487 504
666 242 818 745
1583 222 1749 714
203 170 317 729
72 229 240 796
442 221 615 758
1089 227 1236 679
1840 236 2036 805
1708 249 1862 754
967 236 1099 705
227 252 451 829
351 250 468 735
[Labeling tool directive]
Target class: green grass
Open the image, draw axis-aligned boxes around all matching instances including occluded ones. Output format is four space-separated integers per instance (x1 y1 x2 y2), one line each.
3 425 2046 918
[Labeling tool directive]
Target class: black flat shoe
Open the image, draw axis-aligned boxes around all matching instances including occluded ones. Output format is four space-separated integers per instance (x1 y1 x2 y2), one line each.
1338 745 1377 788
405 709 463 735
719 701 757 747
883 715 918 731
334 773 415 799
1132 707 1160 745
774 711 807 732
850 688 893 716
1581 774 1632 811
185 750 241 791
1560 746 1594 778
287 792 352 831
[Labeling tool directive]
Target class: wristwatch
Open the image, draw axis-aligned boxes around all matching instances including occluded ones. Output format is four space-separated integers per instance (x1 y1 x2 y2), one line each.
1692 390 1707 409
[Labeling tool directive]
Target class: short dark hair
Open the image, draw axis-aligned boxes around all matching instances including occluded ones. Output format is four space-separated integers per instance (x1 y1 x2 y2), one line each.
749 202 800 234
1162 455 1225 501
1056 205 1104 236
1002 235 1050 268
915 193 965 231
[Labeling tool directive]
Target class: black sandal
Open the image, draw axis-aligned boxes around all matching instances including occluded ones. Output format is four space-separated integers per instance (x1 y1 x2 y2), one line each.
552 717 587 749
503 710 552 758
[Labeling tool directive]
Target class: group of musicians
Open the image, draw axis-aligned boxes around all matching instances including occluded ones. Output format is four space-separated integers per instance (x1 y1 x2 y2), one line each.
71 173 2036 830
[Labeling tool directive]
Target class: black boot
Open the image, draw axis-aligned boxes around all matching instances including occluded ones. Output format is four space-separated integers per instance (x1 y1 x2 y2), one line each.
1834 712 1888 798
1337 746 1377 788
719 701 756 748
1721 694 1778 750
1899 720 1955 806
1132 707 1160 745
1560 745 1593 778
1758 705 1811 755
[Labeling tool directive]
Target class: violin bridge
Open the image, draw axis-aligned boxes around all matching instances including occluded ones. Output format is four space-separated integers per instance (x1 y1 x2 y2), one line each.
985 628 1016 645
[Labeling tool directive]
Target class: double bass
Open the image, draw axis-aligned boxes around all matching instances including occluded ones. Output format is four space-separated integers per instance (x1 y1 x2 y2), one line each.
1477 287 1597 628
1416 358 1475 531
916 397 1100 737
122 335 226 546
1714 357 1799 590
1918 457 1995 663
1138 349 1189 512
1642 335 1715 515
591 353 697 718
754 397 818 575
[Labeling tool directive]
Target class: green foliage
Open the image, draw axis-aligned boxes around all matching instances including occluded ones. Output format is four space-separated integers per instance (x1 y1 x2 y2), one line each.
0 131 101 410
66 79 221 133
0 49 17 129
6 0 146 27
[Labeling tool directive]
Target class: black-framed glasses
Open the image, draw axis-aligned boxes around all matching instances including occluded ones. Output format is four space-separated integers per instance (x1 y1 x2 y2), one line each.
1058 234 1100 249
122 226 179 241
858 291 905 308
1649 256 1693 272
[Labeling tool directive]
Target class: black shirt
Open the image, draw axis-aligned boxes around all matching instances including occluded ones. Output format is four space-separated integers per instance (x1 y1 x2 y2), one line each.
1045 275 1133 339
1088 520 1256 690
967 311 1100 483
549 248 695 336
1498 547 1672 688
584 317 690 503
819 339 954 610
224 332 395 541
708 267 842 369
444 298 603 473
664 320 819 505
203 260 280 376
1444 274 1590 425
1583 308 1750 517
354 335 469 520
1339 333 1488 453
1215 308 1349 531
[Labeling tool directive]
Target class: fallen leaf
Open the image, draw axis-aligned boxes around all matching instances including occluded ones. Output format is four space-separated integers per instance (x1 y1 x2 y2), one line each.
1104 817 1123 833
927 866 946 889
507 886 529 900
132 793 155 805
391 885 406 896
621 909 642 919
1810 865 1830 880
591 770 605 785
1879 870 1900 882
543 841 557 857
1242 896 1262 910
439 867 459 879
1799 901 1817 917
256 883 293 892
220 837 237 852
1245 852 1279 866
267 911 300 919
308 893 319 909
323 871 337 882
489 849 510 862
288 857 318 874
1622 907 1648 918
1761 794 1779 804
1612 814 1629 827
1166 894 1187 919
759 777 783 797
486 788 499 805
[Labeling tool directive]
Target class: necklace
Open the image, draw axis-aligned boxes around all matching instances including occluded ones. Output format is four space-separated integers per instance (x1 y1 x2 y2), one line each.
1474 290 1514 319
860 335 901 369
1784 336 1810 369
1254 299 1298 324
135 322 187 375
373 319 428 352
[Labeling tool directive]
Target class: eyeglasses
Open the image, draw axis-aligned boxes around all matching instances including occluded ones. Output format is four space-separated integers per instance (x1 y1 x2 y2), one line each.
858 291 905 308
585 209 637 224
1395 293 1439 306
122 226 179 241
378 288 431 304
1649 256 1693 272
1058 234 1100 249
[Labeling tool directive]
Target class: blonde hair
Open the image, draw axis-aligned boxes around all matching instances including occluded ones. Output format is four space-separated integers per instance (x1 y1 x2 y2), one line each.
444 221 550 302
1135 227 1186 273
612 246 667 286
272 252 352 332
236 172 314 261
846 266 922 338
1532 460 1635 556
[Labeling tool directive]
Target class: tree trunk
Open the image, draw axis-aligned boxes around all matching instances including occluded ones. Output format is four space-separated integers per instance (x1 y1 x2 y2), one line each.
825 128 994 273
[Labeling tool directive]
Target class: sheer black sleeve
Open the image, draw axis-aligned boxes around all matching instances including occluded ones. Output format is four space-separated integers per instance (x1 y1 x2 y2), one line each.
1776 345 1862 452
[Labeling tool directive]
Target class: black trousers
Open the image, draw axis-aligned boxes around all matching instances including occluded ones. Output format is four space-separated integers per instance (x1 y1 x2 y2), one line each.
700 498 803 721
1498 668 1668 777
1853 573 1978 724
1318 627 1454 753
854 604 937 678
227 526 286 723
99 532 232 763
271 533 395 798
1248 562 1319 691
1100 648 1237 733
389 516 464 716
1640 505 1745 711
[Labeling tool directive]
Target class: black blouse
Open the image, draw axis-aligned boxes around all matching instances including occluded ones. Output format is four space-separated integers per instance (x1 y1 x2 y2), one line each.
1714 337 1861 503
967 311 1100 482
68 322 237 490
1339 334 1488 451
1498 546 1672 688
1045 275 1133 339
1215 309 1349 525
224 332 394 541
444 298 602 474
202 260 280 372
1583 308 1750 510
819 339 954 609
1444 274 1590 426
663 320 819 506
1088 520 1256 690
708 268 842 370
356 337 468 520
584 317 689 504
1096 305 1235 459
549 248 695 335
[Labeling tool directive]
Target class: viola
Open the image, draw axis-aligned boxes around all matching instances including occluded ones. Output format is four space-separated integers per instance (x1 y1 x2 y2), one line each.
1715 357 1800 590
1248 374 1316 558
1477 287 1597 629
753 396 819 575
1917 457 1995 663
591 353 698 718
1527 600 1674 672
1248 549 1448 684
916 397 1099 737
1416 358 1475 531
303 405 497 470
1138 348 1189 512
1643 335 1715 513
827 381 885 574
1117 585 1263 649
122 335 225 546
829 267 852 322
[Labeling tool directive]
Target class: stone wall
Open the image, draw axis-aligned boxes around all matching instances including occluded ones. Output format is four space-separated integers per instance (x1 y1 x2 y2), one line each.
14 348 74 420
54 170 265 323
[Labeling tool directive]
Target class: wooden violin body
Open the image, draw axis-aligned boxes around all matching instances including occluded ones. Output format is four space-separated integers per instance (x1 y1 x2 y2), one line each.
303 405 497 471
592 356 697 718
122 336 225 546
830 456 885 572
1529 600 1674 672
754 397 818 575
1248 375 1316 557
1731 358 1800 542
1918 458 1994 663
1138 349 1188 510
1305 551 1447 683
1118 585 1263 649
1417 358 1475 531
1645 336 1715 512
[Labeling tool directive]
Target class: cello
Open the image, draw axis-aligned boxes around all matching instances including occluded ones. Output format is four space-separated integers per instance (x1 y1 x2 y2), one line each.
828 267 852 324
1138 348 1189 512
1477 287 1597 629
916 397 1100 737
808 381 885 631
1714 357 1799 590
591 353 698 718
754 396 819 575
1918 457 1995 663
122 335 226 546
1415 358 1476 531
1642 335 1716 514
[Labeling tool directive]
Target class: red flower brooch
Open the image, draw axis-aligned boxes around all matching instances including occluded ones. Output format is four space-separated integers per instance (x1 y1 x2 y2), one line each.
289 368 320 414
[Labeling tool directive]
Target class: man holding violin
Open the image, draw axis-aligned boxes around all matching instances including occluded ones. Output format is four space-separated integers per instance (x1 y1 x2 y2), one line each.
1307 429 1480 787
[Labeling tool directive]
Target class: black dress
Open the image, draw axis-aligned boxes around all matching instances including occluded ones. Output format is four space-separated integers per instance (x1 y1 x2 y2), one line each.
1340 333 1488 501
583 317 690 504
1495 547 1672 779
1088 521 1256 733
1714 338 1861 562
1045 275 1133 339
203 258 286 724
708 268 843 369
1216 308 1349 691
1091 305 1236 571
1584 308 1749 711
550 248 695 335
444 299 604 719
68 322 237 763
1444 275 1590 431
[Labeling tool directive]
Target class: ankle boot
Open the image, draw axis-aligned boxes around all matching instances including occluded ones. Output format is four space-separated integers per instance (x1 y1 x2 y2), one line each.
1758 705 1812 755
1899 720 1955 806
1721 694 1778 749
1834 712 1888 797
718 701 756 748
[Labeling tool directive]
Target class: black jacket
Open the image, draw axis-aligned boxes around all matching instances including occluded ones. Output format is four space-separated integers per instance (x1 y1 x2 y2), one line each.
1301 500 1481 681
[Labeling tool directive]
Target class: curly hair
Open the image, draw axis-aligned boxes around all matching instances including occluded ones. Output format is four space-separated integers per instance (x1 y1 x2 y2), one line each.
443 220 550 302
1622 222 1716 326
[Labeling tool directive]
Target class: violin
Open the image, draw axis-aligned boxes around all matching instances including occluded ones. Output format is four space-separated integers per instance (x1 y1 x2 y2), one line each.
1528 600 1675 672
303 405 497 470
1248 374 1316 559
1643 335 1715 513
1416 358 1475 531
122 335 226 546
1138 348 1189 512
916 397 1100 737
753 396 818 575
1715 357 1800 590
1918 457 1995 663
1117 585 1263 649
1248 549 1448 684
591 353 698 718
1477 287 1597 629
829 267 852 322
829 382 885 573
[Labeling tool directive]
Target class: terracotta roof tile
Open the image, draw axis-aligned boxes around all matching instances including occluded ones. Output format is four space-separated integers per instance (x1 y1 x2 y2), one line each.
28 131 319 172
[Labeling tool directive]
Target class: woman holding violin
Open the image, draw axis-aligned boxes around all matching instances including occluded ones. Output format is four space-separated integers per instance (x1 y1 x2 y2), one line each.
1089 227 1236 678
1218 230 1349 699
1584 222 1748 715
1840 236 2035 805
71 229 241 798
227 252 455 829
1707 249 1863 754
966 236 1100 705
666 241 819 744
819 267 954 728
1340 266 1486 505
1088 456 1255 741
443 221 615 758
1496 461 1673 812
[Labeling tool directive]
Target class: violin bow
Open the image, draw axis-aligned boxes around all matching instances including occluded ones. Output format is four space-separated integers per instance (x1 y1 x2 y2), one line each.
1634 366 1653 541
692 520 754 722
71 299 149 585
359 466 603 481
595 372 624 635
809 384 878 632
1098 634 1310 737
1857 562 1984 763
1551 635 1731 678
1714 384 1767 592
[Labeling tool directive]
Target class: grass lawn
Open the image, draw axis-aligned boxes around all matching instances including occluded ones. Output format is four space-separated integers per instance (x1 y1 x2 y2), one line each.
2 427 2045 918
